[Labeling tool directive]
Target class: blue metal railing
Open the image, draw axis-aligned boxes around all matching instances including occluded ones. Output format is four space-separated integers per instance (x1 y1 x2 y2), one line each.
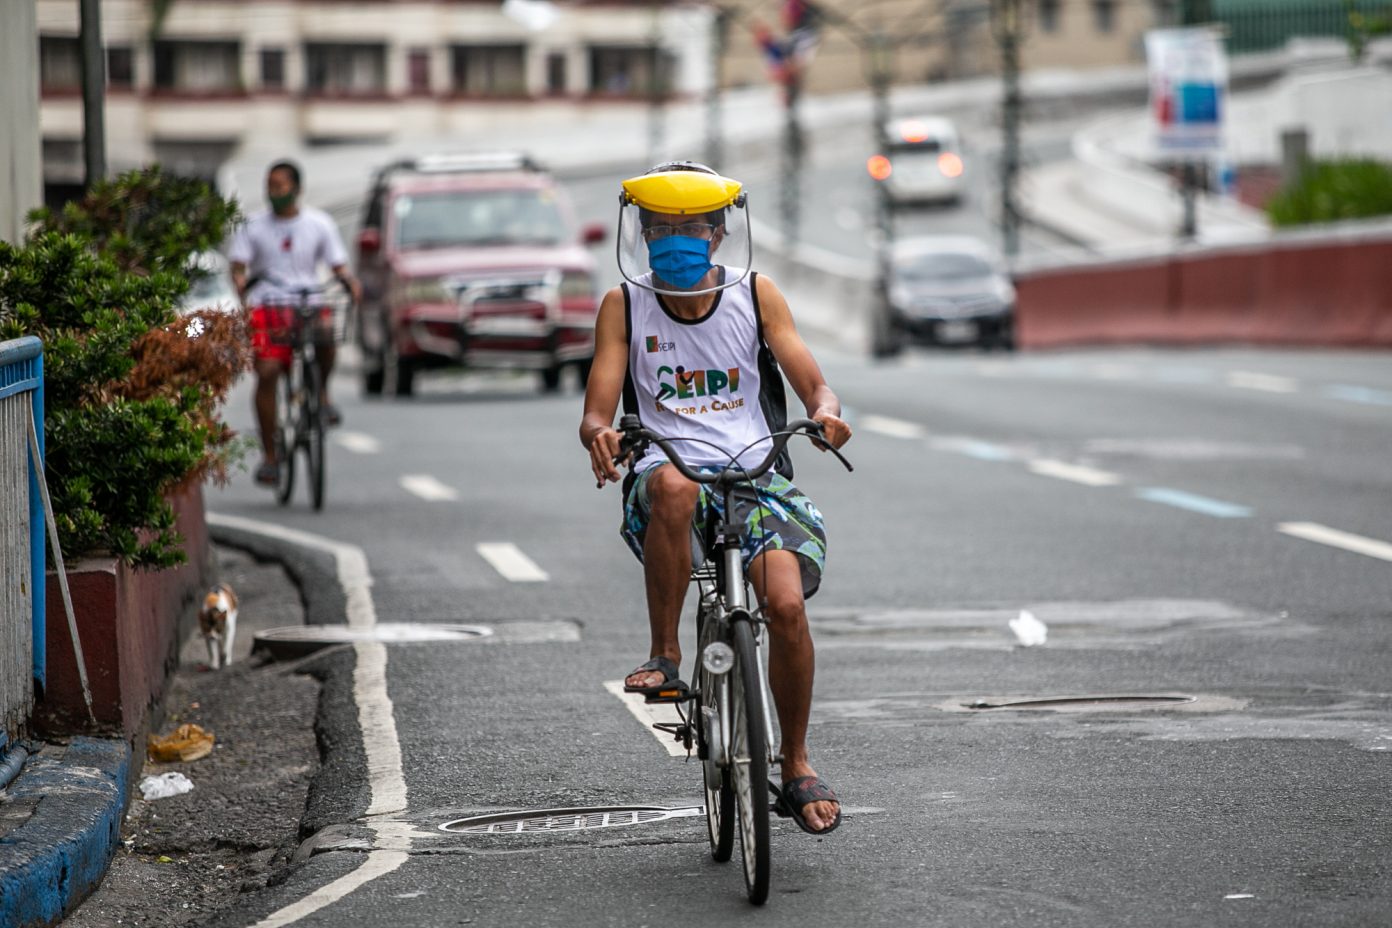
0 336 44 740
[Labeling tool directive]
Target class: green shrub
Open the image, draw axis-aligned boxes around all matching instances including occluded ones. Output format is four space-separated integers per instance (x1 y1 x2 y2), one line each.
1267 158 1392 227
0 168 246 569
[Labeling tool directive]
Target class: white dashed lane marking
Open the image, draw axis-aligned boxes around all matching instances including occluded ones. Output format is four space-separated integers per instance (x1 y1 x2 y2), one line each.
1226 371 1299 394
400 474 460 502
477 542 550 582
1135 487 1253 519
1277 523 1392 564
335 431 382 454
603 681 687 758
861 414 928 440
1027 459 1123 487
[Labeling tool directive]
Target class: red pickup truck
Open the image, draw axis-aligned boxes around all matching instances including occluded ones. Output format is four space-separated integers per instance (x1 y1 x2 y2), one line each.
355 153 604 396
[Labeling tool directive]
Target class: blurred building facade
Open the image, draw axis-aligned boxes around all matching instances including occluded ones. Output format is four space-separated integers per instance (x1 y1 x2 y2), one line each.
36 0 713 184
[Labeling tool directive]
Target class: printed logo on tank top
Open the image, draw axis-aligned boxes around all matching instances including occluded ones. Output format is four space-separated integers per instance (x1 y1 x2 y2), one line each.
645 335 675 353
655 364 744 416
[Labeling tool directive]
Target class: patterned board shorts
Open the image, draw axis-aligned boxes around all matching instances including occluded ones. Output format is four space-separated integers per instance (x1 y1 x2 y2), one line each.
621 465 828 598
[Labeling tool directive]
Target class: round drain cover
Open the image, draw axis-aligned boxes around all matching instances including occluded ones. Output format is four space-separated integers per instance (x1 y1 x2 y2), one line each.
439 805 703 835
253 623 492 660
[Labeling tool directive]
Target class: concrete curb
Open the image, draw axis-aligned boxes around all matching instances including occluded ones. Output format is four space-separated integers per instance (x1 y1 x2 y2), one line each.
0 737 133 928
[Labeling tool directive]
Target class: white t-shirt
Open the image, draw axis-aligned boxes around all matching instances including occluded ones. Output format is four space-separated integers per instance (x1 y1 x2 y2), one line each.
227 207 348 305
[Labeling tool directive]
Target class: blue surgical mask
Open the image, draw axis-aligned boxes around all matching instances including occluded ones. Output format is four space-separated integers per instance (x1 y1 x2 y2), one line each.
648 235 713 290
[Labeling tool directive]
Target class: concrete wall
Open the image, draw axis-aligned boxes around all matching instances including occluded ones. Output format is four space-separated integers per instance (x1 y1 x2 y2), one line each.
1015 225 1392 349
0 0 42 242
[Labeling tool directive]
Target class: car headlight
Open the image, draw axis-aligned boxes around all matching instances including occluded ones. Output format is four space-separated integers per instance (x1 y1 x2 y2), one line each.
401 276 451 304
559 271 594 302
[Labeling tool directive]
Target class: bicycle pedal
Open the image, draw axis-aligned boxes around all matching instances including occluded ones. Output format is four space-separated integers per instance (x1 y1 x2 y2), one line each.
642 687 691 704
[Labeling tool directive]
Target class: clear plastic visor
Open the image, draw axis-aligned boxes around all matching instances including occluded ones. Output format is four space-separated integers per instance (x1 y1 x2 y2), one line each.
616 197 752 297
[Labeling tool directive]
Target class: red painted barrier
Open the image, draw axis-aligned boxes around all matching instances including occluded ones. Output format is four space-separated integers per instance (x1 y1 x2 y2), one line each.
36 484 211 739
1016 234 1392 349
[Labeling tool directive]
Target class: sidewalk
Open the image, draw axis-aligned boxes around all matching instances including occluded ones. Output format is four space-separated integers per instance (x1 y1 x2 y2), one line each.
0 546 313 928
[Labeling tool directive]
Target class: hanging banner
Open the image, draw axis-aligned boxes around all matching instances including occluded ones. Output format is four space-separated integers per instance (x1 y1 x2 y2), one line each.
1145 27 1228 155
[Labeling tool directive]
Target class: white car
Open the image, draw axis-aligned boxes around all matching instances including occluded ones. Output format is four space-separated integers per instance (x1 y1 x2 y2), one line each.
179 250 240 315
881 116 966 206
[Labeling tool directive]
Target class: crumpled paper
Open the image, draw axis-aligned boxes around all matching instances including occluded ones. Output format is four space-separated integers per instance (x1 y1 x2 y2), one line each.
139 771 195 800
147 723 215 763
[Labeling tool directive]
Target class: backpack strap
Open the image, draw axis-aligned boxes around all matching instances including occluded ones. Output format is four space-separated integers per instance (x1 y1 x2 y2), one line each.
749 272 794 480
620 282 640 419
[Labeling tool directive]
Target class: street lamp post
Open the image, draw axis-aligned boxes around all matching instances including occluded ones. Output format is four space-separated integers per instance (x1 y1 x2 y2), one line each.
991 0 1025 258
79 0 107 187
705 6 731 172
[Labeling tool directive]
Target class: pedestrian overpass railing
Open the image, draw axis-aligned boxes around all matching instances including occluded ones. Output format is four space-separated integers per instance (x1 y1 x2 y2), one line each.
0 336 44 741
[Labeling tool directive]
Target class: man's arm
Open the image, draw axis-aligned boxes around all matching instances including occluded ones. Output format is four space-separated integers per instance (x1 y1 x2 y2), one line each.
579 286 631 486
330 263 363 305
756 274 852 450
230 261 250 304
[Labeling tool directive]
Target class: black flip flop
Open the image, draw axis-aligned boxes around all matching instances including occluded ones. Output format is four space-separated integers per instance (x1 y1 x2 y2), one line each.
774 775 843 835
622 656 688 700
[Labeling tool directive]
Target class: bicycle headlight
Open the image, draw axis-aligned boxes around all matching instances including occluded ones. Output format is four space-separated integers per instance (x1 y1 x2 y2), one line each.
702 642 735 676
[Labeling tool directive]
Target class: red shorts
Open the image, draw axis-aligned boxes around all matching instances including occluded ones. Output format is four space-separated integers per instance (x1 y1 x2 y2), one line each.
249 305 335 365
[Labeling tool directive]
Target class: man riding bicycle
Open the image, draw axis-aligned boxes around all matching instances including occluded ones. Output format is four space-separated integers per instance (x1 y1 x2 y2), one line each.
579 162 851 835
229 160 361 487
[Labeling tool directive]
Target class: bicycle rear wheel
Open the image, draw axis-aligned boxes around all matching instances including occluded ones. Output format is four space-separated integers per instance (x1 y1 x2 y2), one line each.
274 370 296 506
303 356 326 511
730 618 771 905
697 604 734 863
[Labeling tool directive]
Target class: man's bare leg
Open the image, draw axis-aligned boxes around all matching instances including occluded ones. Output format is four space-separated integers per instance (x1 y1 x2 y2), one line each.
317 341 336 409
254 358 283 464
625 465 698 689
751 549 839 833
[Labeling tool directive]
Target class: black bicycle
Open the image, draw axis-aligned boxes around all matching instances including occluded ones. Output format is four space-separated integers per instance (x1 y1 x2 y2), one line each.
258 282 350 511
614 414 852 905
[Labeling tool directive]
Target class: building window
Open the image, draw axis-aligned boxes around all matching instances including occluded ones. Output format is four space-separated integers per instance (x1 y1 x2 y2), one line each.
39 37 82 92
1152 0 1179 26
546 52 567 96
589 46 674 97
1093 0 1116 33
305 43 388 96
153 40 242 94
450 45 527 97
1037 0 1060 33
261 48 286 90
408 48 431 95
106 46 134 89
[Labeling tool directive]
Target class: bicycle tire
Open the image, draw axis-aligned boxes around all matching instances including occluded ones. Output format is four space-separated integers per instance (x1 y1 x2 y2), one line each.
730 618 771 905
697 604 735 863
304 357 326 511
274 370 296 506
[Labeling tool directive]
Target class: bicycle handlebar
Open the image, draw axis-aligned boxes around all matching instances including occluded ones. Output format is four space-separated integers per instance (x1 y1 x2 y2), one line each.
614 414 853 485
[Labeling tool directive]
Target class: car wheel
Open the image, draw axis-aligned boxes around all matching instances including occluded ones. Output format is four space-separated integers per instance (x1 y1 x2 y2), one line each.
540 365 563 393
362 353 385 396
385 339 416 398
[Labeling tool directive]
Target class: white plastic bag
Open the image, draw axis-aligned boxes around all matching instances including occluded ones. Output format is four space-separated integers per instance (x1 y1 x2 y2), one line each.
139 771 195 800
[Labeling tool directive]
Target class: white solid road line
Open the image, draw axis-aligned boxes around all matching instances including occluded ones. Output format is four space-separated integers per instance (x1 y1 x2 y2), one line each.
1227 371 1299 394
603 680 688 758
400 474 460 502
207 512 377 629
1277 522 1392 564
335 431 382 454
209 514 410 928
477 542 550 582
861 414 928 440
1027 459 1123 487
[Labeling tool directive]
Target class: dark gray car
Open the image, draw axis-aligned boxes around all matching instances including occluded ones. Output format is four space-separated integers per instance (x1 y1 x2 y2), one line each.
885 236 1015 351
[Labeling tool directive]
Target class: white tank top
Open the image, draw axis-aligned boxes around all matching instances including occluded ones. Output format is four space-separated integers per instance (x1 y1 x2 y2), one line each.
625 268 775 473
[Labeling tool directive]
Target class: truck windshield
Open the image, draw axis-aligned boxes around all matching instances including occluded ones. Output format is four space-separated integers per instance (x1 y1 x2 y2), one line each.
394 188 570 249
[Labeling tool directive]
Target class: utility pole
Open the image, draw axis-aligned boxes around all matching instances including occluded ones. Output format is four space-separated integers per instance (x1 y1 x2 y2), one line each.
79 0 107 187
780 67 805 250
991 0 1025 258
647 0 666 166
704 6 731 172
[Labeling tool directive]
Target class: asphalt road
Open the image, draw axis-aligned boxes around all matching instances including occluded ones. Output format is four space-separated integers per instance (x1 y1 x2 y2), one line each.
188 340 1392 928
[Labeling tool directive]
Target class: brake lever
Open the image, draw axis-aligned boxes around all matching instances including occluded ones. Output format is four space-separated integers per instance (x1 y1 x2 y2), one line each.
804 425 854 473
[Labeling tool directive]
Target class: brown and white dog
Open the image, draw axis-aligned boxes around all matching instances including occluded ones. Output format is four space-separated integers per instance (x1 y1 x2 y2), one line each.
198 583 238 669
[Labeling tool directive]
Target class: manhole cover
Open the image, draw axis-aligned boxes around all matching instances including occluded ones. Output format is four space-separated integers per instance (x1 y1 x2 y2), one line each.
439 805 703 835
253 623 493 660
965 694 1198 711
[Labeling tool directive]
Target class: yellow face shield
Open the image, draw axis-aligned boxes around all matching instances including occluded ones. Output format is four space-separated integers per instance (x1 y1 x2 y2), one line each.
616 170 753 297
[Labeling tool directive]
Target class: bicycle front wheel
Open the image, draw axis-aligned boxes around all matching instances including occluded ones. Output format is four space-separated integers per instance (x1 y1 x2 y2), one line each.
697 605 735 863
730 618 771 905
274 370 296 506
303 357 326 511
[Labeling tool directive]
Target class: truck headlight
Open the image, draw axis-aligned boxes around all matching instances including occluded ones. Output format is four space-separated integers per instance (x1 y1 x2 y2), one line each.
559 272 594 302
401 276 451 304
